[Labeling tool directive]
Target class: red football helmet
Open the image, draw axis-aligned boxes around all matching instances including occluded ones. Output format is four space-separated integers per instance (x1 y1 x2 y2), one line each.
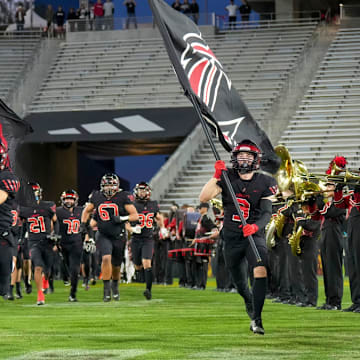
100 173 120 198
134 182 151 200
231 140 262 173
60 189 79 208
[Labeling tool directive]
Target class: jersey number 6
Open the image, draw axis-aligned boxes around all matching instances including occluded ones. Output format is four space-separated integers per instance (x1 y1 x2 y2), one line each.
98 203 119 221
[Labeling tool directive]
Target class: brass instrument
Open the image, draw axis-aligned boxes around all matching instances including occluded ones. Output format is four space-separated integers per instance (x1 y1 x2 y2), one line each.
288 217 303 256
210 198 223 210
265 212 286 249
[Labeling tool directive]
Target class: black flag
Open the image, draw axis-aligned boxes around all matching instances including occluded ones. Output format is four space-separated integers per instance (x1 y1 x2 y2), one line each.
0 99 34 206
149 0 280 173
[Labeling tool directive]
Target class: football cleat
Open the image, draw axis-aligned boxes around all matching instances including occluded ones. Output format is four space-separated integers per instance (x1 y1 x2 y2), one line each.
342 304 358 312
68 295 78 302
143 289 152 300
250 319 265 335
7 293 14 301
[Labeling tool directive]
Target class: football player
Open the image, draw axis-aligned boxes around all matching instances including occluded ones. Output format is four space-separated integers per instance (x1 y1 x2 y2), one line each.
129 182 164 300
7 204 23 300
19 182 59 305
56 189 83 302
81 173 138 302
200 140 277 335
0 134 20 299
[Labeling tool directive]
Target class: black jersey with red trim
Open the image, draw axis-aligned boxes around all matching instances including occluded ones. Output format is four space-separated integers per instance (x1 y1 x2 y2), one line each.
217 169 277 233
20 201 56 243
10 203 22 239
89 190 134 238
195 214 216 238
131 200 159 240
0 169 20 232
56 206 82 245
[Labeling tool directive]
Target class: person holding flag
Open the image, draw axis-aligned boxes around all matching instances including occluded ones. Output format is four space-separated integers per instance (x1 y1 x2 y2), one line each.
200 141 277 334
148 0 280 334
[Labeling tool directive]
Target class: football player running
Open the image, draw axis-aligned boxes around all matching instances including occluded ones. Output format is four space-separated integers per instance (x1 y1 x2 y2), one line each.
81 174 138 302
200 140 277 335
20 182 59 305
56 189 83 302
0 137 20 299
130 182 164 300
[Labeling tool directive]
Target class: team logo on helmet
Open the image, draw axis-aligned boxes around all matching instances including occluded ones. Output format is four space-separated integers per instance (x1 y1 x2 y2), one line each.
100 173 120 198
134 182 151 201
61 189 79 208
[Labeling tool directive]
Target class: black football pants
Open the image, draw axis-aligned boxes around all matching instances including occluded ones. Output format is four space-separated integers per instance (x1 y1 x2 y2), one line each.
61 243 82 296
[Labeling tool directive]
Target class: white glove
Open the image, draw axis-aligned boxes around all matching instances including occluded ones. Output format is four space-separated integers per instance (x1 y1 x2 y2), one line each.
160 227 169 239
132 225 142 234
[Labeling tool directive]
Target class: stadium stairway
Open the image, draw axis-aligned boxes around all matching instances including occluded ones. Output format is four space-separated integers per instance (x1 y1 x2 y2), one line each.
279 27 360 174
0 32 42 104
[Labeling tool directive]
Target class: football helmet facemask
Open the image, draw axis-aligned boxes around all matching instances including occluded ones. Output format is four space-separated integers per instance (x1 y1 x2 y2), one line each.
134 182 151 201
231 140 262 174
60 189 79 208
0 141 9 170
28 182 43 201
100 173 120 198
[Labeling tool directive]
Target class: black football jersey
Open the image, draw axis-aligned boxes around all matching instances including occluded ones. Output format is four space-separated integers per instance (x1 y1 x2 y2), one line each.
195 214 216 238
217 169 277 233
89 190 134 238
56 206 82 244
20 201 56 243
10 203 22 239
131 200 159 240
0 169 20 232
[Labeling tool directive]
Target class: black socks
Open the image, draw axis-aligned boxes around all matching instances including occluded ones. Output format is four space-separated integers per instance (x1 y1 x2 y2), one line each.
252 277 267 321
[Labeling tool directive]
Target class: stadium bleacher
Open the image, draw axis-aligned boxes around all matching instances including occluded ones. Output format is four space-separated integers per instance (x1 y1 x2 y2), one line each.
280 27 360 173
29 21 318 121
0 32 42 101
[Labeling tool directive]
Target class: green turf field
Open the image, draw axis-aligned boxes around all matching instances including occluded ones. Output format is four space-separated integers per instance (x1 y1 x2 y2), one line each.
0 278 359 360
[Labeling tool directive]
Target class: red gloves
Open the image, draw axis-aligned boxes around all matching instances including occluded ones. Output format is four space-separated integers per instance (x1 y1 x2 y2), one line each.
243 223 259 237
214 160 227 180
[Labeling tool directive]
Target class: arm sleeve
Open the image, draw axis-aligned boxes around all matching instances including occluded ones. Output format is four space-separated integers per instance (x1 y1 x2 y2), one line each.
298 218 320 232
255 199 272 231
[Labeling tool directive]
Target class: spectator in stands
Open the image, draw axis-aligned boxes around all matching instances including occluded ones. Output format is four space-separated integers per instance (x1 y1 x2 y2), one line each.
124 0 137 29
15 3 26 31
239 0 251 25
55 5 66 39
94 0 104 30
103 0 114 30
76 4 90 31
45 4 54 36
89 2 95 30
181 0 191 17
226 0 238 30
172 0 182 12
190 0 199 24
67 8 78 32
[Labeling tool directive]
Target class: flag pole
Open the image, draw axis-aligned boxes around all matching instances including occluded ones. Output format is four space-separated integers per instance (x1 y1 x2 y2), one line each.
148 0 261 262
188 93 262 262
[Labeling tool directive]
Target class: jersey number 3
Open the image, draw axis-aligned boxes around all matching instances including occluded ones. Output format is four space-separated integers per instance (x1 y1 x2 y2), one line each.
232 198 250 222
